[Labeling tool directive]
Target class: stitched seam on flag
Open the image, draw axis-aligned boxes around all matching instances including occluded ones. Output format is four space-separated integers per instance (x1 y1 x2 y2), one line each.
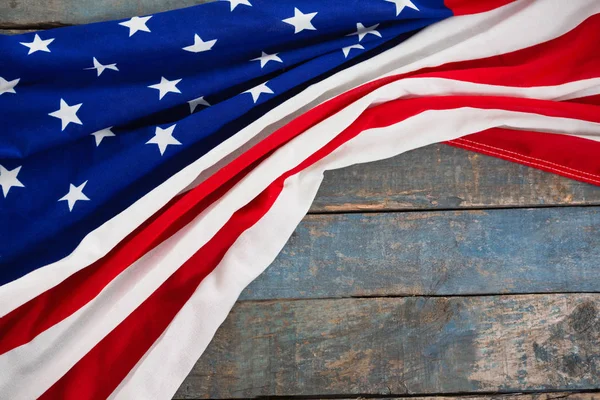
455 137 600 179
450 139 600 185
452 139 600 183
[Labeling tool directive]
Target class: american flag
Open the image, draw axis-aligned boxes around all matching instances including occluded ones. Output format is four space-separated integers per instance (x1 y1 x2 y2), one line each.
1 0 599 398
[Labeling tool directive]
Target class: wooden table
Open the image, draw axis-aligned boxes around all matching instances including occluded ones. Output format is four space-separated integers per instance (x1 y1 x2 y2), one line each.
3 3 600 399
178 145 600 399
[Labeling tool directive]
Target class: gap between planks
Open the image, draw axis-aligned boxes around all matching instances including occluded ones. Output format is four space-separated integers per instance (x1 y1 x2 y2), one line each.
307 203 600 216
239 291 600 304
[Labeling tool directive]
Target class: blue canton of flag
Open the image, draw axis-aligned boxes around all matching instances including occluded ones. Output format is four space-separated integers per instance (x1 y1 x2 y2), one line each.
0 0 450 285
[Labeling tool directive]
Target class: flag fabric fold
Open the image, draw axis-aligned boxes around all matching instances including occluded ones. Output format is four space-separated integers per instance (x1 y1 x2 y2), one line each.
1 0 600 399
0 0 452 286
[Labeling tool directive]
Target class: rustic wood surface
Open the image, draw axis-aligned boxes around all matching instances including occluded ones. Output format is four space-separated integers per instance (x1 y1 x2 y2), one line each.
178 152 600 398
331 396 600 400
0 29 33 34
5 4 600 400
330 396 600 400
241 207 600 300
0 0 213 28
310 145 600 212
176 294 600 399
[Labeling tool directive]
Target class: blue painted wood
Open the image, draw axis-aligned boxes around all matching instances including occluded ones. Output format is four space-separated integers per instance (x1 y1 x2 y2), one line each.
240 206 600 300
330 395 593 400
0 0 212 27
0 29 34 34
310 145 600 212
177 294 600 398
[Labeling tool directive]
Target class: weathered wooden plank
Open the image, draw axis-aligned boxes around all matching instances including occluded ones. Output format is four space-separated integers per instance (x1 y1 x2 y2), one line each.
326 395 600 400
0 29 37 35
0 0 213 28
310 145 600 212
240 206 600 300
176 294 600 398
174 393 600 400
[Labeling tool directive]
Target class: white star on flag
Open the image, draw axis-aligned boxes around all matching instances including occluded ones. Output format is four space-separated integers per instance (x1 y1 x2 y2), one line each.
146 125 181 155
282 8 318 34
59 181 90 211
188 96 210 113
0 165 25 198
49 99 83 131
0 76 20 95
342 44 364 58
119 16 152 37
19 34 54 55
91 127 116 146
148 77 182 100
244 82 274 103
251 52 283 68
385 0 419 16
182 34 217 53
85 58 119 76
347 23 382 42
223 0 252 11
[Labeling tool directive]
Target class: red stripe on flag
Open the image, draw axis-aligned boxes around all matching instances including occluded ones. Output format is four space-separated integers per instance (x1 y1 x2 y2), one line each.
0 156 263 355
569 94 600 106
2 13 600 356
444 0 516 16
415 14 600 87
448 129 600 186
447 93 600 185
41 96 600 400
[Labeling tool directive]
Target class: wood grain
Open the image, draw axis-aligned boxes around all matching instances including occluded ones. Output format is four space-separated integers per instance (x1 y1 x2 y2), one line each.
327 395 600 400
310 145 600 213
241 206 600 300
0 29 35 34
176 294 600 398
0 0 213 28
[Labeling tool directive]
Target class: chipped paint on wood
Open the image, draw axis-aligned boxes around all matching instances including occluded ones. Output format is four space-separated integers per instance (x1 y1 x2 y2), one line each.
0 0 214 28
175 294 600 398
0 29 37 34
330 394 600 400
240 207 600 300
311 145 600 212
